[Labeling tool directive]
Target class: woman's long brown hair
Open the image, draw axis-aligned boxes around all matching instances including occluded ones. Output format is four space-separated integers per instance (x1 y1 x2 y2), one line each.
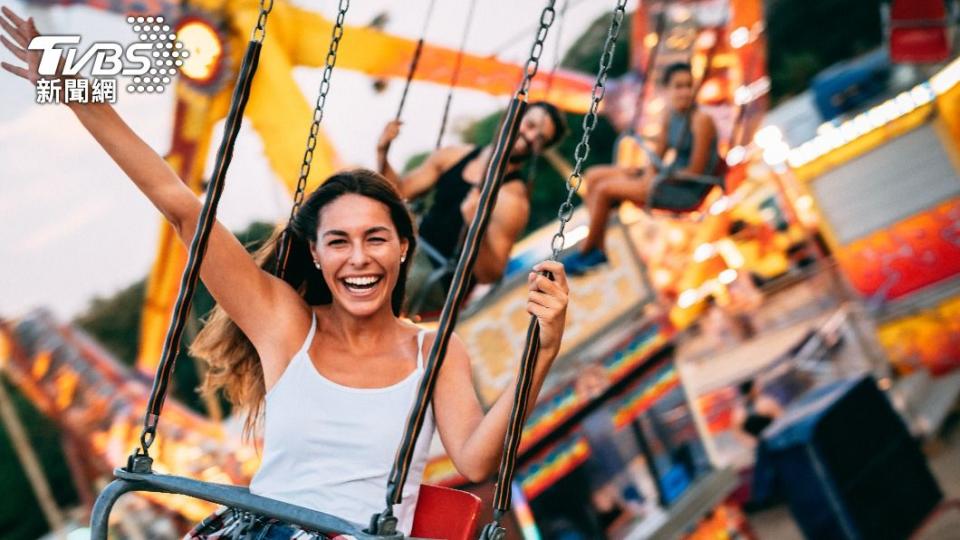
190 169 417 439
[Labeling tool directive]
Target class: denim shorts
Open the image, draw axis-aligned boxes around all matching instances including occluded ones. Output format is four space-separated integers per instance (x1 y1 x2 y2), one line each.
649 179 714 212
185 507 332 540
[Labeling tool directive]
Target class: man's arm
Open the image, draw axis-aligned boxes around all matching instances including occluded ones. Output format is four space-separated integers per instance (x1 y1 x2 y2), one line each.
376 120 449 199
460 182 530 283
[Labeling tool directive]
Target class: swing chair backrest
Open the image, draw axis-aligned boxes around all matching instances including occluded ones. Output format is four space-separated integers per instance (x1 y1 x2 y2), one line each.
613 131 727 218
888 0 952 64
614 132 660 171
410 484 482 540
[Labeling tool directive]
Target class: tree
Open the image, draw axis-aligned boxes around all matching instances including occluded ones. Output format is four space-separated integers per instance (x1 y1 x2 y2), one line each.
0 380 79 540
766 0 884 103
457 10 631 234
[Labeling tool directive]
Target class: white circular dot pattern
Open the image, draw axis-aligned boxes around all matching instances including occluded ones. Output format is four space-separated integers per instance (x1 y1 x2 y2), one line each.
125 13 182 94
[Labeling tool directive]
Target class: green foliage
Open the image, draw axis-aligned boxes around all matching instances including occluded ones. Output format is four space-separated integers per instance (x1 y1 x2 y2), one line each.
560 9 633 79
452 10 632 234
457 9 631 236
403 151 430 173
73 280 146 366
0 380 79 540
766 0 884 103
461 110 505 148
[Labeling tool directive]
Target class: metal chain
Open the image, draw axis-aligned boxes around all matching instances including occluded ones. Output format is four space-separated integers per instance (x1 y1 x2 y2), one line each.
517 1 557 97
628 6 666 136
251 0 275 43
287 0 349 224
435 0 478 148
544 0 569 99
526 0 569 183
549 0 627 260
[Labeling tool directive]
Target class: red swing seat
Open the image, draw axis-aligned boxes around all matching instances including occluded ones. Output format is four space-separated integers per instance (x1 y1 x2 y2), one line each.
889 0 953 64
611 132 728 218
410 484 482 540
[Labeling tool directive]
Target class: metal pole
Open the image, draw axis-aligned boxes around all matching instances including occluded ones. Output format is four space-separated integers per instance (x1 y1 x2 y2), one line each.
0 370 67 535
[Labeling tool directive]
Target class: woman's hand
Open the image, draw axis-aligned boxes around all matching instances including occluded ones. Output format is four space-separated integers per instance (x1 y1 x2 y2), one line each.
527 260 569 357
0 6 57 85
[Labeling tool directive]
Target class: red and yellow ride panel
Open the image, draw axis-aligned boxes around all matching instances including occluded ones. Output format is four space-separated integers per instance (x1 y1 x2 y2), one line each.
877 293 960 375
834 197 960 301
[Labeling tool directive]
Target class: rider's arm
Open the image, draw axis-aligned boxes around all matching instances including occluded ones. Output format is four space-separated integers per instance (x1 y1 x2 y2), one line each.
432 261 568 482
0 6 306 373
387 149 452 200
377 120 451 200
460 182 529 283
68 101 305 357
680 111 718 175
653 114 670 158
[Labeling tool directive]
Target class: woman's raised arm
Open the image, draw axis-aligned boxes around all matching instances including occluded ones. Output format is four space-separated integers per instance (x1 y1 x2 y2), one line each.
1 7 307 360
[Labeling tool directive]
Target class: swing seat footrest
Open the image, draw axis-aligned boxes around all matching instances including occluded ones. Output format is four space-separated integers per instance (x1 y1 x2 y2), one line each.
90 469 407 540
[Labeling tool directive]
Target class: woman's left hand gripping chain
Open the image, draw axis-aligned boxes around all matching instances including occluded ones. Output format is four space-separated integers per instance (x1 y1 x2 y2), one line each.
526 260 569 358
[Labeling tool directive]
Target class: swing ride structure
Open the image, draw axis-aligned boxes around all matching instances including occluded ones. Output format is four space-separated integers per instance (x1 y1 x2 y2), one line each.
780 0 960 376
0 0 785 538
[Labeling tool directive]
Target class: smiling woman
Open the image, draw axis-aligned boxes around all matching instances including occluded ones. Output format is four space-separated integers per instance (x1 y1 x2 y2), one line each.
192 170 421 428
183 168 569 538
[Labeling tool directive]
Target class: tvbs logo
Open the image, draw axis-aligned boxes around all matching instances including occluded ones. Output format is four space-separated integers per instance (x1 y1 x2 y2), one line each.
29 15 188 104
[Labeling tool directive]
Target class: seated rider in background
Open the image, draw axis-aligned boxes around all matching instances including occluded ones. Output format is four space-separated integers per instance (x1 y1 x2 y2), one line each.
733 378 784 441
377 102 567 315
563 62 721 276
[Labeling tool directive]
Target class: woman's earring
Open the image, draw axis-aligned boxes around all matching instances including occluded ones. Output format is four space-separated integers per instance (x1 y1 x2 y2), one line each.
313 260 321 269
400 254 406 264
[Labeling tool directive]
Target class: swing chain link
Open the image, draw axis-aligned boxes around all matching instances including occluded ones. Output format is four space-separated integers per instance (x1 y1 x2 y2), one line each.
287 0 349 224
517 0 557 97
251 0 275 43
549 0 627 260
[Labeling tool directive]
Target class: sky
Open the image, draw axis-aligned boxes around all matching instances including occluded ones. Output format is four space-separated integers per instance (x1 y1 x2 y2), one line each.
0 0 612 319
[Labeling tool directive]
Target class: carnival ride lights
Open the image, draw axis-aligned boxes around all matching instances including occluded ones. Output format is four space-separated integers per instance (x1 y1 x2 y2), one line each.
728 26 750 50
175 18 223 84
0 313 249 521
678 289 700 309
787 56 960 169
693 242 718 263
725 145 746 166
734 76 771 106
718 268 738 285
643 31 660 49
709 195 731 215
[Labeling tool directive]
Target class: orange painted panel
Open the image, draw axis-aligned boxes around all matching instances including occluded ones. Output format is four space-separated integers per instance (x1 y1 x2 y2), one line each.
834 197 960 300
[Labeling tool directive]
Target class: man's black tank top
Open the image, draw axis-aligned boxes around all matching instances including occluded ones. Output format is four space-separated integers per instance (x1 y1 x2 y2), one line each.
419 146 526 260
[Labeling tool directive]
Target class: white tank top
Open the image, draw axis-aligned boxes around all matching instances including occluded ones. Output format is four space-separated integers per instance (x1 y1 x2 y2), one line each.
249 313 436 535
